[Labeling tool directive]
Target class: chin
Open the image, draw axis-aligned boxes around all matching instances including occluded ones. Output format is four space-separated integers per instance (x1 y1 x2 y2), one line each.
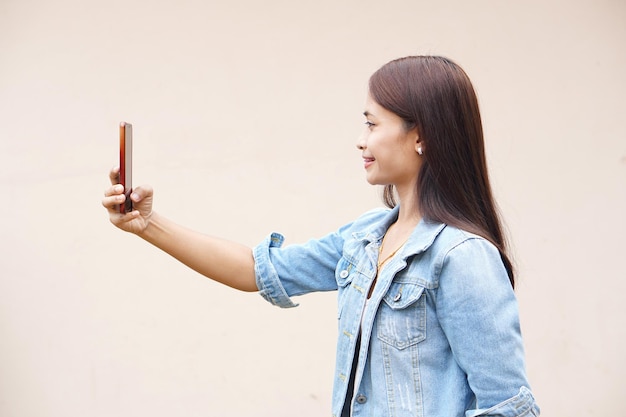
364 176 383 186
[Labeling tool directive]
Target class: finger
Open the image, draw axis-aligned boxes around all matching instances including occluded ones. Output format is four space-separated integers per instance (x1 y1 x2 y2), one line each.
130 184 153 203
104 183 124 197
102 192 125 210
109 166 120 185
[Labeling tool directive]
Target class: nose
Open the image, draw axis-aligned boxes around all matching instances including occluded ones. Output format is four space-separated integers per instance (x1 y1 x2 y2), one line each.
356 132 366 150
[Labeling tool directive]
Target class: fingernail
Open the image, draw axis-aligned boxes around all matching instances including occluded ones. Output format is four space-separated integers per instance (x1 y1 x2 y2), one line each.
131 192 140 201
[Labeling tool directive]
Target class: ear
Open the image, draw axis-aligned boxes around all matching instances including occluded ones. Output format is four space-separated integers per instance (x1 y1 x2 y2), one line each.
413 131 424 156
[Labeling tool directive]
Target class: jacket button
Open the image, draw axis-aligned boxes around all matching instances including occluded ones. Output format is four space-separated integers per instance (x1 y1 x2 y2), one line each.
356 394 367 404
339 270 349 278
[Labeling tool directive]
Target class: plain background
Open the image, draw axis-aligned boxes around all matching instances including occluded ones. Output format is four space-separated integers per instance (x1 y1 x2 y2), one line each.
1 0 624 415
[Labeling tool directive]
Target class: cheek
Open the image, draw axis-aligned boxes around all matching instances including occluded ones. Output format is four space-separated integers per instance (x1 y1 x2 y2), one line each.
369 131 396 150
368 128 411 156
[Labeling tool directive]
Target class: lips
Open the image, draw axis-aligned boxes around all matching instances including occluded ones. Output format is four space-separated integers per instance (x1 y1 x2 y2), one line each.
363 156 375 169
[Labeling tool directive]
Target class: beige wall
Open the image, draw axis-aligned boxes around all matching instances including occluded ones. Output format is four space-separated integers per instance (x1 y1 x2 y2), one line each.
1 0 624 415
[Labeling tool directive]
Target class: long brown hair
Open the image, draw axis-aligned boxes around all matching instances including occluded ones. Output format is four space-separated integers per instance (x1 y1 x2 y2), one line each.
369 56 515 287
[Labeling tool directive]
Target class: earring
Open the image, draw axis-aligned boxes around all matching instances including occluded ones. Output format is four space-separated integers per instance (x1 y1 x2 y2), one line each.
417 146 423 156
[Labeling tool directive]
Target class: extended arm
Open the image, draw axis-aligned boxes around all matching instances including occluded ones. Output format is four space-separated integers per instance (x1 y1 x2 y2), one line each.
102 167 257 292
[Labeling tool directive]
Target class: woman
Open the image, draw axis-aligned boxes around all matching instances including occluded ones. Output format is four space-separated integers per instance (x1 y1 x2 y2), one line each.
103 56 540 416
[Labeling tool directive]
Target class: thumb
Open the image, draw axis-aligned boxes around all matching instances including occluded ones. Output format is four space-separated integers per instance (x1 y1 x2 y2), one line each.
131 184 153 203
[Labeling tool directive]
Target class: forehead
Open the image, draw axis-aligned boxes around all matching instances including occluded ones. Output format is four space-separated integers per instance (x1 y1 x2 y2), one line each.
363 94 382 116
363 94 399 121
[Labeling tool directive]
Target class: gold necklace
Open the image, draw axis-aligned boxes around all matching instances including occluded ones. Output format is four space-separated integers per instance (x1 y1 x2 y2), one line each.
369 234 409 299
377 234 409 270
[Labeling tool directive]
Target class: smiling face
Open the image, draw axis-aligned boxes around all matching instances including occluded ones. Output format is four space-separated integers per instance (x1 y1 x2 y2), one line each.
357 94 423 194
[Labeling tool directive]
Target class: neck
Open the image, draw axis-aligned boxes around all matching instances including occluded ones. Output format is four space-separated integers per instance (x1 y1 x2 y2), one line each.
394 184 422 227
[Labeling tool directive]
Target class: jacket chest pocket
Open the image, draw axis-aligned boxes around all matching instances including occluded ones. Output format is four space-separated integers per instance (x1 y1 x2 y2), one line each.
376 281 427 349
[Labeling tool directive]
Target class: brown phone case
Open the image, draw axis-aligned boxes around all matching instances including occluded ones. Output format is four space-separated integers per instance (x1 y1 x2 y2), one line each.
119 122 133 213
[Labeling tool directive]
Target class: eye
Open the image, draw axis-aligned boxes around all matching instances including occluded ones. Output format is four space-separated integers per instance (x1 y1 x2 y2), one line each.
364 121 375 128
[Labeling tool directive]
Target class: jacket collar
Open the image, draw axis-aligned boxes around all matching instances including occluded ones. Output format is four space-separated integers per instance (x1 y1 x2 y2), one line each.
352 205 447 256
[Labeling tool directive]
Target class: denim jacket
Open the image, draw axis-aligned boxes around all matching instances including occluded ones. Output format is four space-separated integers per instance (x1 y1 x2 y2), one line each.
253 207 540 417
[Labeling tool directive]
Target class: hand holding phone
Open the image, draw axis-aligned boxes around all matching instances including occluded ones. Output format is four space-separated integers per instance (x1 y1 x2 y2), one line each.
119 122 133 213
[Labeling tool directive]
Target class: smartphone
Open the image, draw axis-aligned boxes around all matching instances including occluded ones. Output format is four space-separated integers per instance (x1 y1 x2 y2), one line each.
119 122 133 213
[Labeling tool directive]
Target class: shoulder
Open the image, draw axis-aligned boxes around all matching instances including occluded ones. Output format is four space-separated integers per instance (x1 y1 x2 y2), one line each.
430 224 498 256
430 225 510 289
352 207 391 228
337 207 391 237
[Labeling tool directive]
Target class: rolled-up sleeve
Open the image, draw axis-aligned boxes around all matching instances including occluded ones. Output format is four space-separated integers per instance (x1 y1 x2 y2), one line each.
254 233 299 308
253 226 348 308
466 386 539 417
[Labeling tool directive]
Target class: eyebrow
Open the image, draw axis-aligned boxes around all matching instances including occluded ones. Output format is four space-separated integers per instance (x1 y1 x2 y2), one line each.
363 111 373 117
